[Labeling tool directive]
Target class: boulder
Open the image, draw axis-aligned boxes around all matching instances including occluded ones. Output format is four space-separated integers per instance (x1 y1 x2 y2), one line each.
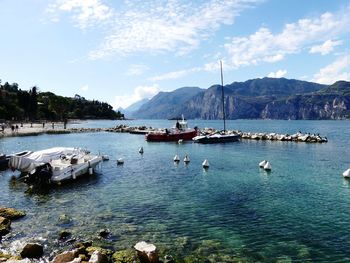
134 241 158 263
112 250 139 263
20 243 43 259
98 229 110 239
86 247 113 257
0 216 11 236
0 208 26 220
88 251 108 263
58 230 72 240
74 240 92 250
51 249 79 263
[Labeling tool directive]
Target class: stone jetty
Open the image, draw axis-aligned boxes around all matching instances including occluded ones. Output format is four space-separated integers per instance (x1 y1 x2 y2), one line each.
0 123 328 143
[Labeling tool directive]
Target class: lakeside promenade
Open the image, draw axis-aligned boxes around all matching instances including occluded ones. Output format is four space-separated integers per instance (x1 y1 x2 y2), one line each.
0 122 67 137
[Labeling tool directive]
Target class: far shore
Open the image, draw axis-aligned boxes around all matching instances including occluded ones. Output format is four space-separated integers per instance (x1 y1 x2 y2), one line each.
0 122 68 137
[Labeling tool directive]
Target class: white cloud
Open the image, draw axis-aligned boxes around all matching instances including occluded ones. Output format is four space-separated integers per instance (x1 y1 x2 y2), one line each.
223 10 350 69
309 39 343 55
312 55 350 84
144 8 350 81
267 69 287 78
47 0 113 29
114 84 159 109
48 0 260 58
126 64 149 76
80 84 89 91
149 67 201 82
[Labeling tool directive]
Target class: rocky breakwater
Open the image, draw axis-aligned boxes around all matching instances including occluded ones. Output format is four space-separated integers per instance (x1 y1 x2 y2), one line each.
240 131 328 143
64 125 157 134
200 128 328 143
104 125 157 134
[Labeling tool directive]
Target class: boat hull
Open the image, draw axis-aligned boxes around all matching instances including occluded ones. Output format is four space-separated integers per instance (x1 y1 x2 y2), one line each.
193 134 241 144
50 156 102 183
146 130 197 142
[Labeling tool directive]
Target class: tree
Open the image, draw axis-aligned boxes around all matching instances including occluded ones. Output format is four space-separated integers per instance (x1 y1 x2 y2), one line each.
29 86 38 120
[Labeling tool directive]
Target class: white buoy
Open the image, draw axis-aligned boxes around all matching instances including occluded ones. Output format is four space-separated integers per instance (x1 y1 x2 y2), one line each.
102 155 109 161
72 172 76 179
139 147 144 154
263 161 271 171
174 155 180 162
117 158 124 165
184 154 190 163
88 167 93 175
343 168 350 178
178 139 183 144
259 160 267 168
202 159 209 168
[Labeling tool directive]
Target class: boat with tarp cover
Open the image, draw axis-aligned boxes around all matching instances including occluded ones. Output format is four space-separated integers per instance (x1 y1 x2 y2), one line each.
8 147 102 184
145 116 198 142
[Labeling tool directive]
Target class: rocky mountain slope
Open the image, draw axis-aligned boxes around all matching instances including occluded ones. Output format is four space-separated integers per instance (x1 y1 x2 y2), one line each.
131 78 350 120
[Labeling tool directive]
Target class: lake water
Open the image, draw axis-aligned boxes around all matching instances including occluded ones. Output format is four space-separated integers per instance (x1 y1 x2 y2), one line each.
1 119 350 262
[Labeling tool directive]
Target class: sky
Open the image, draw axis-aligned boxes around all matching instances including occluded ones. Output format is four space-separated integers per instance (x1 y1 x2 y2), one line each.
1 0 350 109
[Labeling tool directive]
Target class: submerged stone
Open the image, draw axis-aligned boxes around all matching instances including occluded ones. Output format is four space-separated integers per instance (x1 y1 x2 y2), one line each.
0 216 11 236
59 230 72 240
86 247 113 257
112 249 139 263
0 207 26 220
74 240 93 250
20 243 44 259
98 229 110 239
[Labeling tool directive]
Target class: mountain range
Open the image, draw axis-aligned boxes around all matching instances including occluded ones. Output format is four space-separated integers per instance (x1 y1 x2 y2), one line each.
125 78 350 120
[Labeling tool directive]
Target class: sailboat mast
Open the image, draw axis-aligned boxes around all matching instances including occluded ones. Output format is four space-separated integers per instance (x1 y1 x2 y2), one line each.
220 60 226 133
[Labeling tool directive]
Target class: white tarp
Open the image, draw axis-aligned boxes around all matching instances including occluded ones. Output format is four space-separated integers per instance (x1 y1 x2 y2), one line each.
9 147 79 173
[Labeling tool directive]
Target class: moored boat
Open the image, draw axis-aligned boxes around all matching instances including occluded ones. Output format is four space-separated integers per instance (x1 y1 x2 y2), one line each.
8 147 102 184
193 132 240 144
193 61 241 144
0 150 32 171
145 116 198 142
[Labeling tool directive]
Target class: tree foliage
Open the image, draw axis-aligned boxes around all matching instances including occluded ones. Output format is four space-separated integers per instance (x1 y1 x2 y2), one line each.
0 79 122 120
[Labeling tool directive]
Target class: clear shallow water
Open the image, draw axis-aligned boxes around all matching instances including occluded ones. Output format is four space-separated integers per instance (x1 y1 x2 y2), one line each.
1 119 350 262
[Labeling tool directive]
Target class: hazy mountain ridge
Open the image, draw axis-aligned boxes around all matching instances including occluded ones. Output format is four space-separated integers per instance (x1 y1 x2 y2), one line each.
130 78 350 120
133 87 203 119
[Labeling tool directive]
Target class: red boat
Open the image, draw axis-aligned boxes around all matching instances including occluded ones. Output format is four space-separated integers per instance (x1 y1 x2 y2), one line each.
145 117 198 142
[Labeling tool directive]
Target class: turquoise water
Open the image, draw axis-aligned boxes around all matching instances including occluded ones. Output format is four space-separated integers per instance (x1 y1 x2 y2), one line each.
1 119 350 262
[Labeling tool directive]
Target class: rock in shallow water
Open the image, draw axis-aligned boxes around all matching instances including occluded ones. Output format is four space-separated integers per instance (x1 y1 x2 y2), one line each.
0 207 26 220
58 230 72 240
86 247 113 257
0 216 11 236
88 251 108 263
51 249 79 263
112 249 139 263
98 229 110 239
134 241 158 263
20 243 44 259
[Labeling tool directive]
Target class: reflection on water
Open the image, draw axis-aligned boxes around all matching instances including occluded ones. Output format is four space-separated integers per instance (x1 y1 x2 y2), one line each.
1 120 350 262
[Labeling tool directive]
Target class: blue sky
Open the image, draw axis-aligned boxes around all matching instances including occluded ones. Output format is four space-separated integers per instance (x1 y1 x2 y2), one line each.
1 0 350 109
